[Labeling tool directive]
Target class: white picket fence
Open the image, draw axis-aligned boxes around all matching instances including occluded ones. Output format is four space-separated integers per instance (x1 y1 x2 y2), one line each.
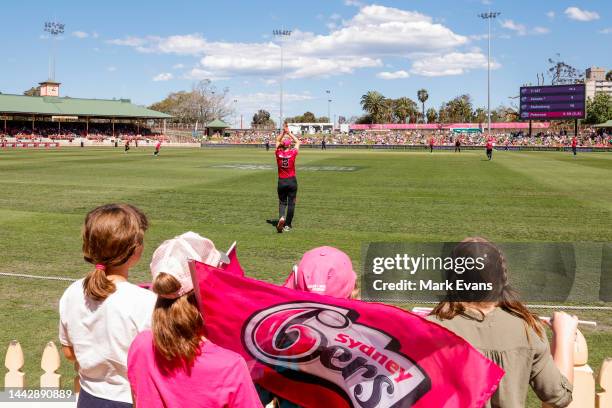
4 340 76 407
3 339 611 407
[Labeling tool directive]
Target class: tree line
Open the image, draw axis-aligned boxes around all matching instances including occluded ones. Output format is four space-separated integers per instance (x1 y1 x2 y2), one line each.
358 90 519 124
148 80 234 125
251 90 610 129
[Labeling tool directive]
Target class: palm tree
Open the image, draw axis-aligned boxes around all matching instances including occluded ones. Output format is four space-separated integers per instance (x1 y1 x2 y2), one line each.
394 97 418 123
383 99 395 123
426 107 437 124
417 89 429 123
360 91 386 123
606 70 612 82
473 107 487 124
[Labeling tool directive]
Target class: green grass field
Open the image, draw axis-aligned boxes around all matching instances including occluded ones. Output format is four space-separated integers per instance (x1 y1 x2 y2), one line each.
1 146 611 406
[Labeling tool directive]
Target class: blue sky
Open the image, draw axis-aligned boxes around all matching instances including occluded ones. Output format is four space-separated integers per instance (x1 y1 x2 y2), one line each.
1 0 610 125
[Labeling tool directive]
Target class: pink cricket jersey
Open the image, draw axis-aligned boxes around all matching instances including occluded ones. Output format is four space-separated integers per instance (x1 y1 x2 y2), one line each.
128 330 262 408
275 148 298 179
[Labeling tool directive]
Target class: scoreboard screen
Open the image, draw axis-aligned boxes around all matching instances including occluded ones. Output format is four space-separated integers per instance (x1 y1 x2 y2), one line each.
519 84 586 120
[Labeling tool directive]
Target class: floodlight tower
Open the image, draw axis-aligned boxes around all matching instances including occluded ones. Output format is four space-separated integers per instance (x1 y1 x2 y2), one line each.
233 99 238 128
273 29 292 129
326 90 332 127
478 11 500 136
44 21 65 81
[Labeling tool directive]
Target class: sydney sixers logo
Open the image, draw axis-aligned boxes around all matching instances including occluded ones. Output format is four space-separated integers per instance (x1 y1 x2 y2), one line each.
243 302 431 408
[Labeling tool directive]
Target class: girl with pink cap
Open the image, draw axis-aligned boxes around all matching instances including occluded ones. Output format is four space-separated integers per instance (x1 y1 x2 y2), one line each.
127 232 262 408
283 246 358 299
258 246 358 407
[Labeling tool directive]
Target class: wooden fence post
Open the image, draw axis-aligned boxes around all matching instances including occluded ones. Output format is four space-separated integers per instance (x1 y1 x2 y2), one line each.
566 329 595 408
4 340 25 388
544 329 595 408
597 358 612 408
40 341 61 388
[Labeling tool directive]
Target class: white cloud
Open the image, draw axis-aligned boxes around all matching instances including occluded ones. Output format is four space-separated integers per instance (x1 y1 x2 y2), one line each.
92 32 99 39
344 0 363 7
411 52 500 77
107 36 147 47
377 70 410 79
153 72 173 81
501 19 527 36
501 20 549 36
532 26 550 35
109 5 489 79
72 31 89 39
469 33 489 41
107 66 117 72
172 63 185 69
564 7 599 22
155 34 208 55
600 28 612 34
546 11 555 19
183 67 226 81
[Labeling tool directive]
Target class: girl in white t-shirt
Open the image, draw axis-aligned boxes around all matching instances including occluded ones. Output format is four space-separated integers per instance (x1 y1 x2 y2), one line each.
59 203 156 408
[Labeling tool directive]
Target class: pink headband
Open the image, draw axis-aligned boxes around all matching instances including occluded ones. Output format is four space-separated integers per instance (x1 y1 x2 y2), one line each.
95 264 106 271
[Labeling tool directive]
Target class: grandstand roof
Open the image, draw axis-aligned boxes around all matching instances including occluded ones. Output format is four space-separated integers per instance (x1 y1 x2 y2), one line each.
205 119 230 128
0 94 171 119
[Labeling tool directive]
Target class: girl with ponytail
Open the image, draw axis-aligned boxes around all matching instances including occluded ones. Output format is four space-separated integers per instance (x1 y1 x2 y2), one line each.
428 237 578 408
59 204 156 408
127 232 262 408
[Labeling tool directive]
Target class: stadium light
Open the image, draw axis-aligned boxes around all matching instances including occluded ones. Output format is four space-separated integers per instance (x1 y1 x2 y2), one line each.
477 11 500 136
44 21 65 81
233 99 238 129
273 29 292 129
326 90 331 126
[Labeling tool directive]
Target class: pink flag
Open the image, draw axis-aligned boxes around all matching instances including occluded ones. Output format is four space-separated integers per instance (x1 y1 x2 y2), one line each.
191 261 503 408
220 241 245 276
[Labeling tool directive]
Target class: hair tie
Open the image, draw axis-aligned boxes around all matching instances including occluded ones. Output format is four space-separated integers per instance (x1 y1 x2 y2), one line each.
158 292 181 300
95 264 106 271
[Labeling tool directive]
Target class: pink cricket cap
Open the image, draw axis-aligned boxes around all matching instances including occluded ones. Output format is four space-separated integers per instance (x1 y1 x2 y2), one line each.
283 139 292 147
150 231 227 298
284 246 356 299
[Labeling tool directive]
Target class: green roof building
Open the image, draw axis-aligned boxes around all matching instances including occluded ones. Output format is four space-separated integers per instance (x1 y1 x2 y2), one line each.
0 94 171 119
0 81 171 136
204 119 230 137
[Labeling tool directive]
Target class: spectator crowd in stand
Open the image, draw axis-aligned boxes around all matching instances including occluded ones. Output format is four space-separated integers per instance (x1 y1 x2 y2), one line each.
2 120 609 148
0 120 165 142
215 128 611 148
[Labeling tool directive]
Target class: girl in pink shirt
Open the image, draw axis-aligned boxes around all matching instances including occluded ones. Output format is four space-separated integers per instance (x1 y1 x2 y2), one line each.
127 232 262 408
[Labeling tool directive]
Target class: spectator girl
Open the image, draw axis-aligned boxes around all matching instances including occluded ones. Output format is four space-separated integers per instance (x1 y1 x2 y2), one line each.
283 245 358 299
127 232 262 408
258 246 358 408
59 203 155 408
428 237 577 408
